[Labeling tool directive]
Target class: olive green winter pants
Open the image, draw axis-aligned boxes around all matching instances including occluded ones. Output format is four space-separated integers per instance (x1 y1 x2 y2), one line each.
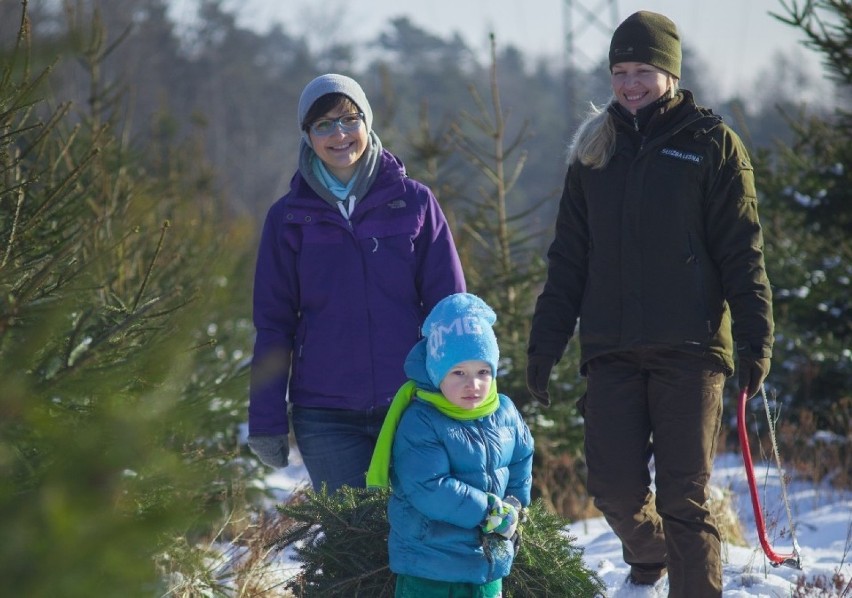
581 349 726 598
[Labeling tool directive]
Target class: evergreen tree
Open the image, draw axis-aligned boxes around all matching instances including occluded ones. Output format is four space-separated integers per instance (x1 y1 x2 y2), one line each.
441 34 593 516
271 487 605 598
753 0 851 430
0 3 255 594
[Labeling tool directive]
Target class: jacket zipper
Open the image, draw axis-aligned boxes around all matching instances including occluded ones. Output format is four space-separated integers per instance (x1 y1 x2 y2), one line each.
687 233 713 334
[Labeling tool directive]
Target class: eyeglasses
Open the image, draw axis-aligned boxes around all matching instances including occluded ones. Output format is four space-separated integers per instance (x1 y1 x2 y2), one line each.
308 112 365 136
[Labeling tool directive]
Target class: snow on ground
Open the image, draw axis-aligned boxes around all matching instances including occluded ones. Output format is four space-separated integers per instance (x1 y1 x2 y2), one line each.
262 450 852 597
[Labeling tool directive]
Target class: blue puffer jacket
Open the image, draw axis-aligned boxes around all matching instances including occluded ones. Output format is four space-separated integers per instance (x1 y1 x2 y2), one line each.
249 149 465 436
387 369 534 582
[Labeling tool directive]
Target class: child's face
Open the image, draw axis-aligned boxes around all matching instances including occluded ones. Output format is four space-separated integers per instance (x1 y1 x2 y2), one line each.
439 360 493 410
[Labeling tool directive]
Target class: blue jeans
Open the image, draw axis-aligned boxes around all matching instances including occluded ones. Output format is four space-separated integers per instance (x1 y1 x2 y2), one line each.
291 404 389 493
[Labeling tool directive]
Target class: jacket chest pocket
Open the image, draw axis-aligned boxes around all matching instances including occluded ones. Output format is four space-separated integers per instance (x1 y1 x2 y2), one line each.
299 221 346 245
357 203 422 239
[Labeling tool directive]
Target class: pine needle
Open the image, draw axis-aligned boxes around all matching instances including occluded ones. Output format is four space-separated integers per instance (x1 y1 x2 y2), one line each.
270 486 605 597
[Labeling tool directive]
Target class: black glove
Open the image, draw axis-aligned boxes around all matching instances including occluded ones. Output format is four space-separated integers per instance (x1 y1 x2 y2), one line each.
247 434 290 468
526 355 556 406
738 356 770 398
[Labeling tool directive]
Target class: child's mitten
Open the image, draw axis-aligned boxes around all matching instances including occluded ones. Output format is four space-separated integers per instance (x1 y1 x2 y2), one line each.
480 493 519 539
503 496 525 554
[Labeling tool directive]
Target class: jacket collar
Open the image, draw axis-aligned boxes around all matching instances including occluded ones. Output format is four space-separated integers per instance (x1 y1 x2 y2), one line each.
287 149 407 213
609 89 721 140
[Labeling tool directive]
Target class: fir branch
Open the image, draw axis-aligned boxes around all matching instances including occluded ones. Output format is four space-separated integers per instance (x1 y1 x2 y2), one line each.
270 487 605 598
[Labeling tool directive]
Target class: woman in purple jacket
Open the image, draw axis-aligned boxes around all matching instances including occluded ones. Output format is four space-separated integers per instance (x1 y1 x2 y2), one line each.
247 73 466 492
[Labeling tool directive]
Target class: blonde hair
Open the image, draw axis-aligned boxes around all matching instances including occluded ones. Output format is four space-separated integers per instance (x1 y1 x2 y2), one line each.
568 81 680 169
567 99 617 169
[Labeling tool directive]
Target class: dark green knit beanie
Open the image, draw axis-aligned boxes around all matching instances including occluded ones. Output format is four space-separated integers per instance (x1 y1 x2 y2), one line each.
609 11 681 78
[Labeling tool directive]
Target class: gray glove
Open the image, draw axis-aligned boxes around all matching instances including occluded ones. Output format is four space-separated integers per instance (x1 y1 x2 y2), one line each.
247 434 289 468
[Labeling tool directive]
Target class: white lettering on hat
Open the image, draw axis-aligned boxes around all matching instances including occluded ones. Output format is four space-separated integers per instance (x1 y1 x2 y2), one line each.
428 316 484 359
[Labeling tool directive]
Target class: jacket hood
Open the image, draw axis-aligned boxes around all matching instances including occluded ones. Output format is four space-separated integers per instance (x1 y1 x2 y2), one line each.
403 339 439 392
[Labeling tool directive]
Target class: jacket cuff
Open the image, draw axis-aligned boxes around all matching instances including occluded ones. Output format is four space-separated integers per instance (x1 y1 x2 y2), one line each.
735 342 772 359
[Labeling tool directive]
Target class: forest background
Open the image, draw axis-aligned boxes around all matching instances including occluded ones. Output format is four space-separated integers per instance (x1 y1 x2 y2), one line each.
0 0 849 595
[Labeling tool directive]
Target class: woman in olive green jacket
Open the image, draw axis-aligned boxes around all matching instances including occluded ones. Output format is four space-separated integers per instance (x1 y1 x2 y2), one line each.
526 11 773 598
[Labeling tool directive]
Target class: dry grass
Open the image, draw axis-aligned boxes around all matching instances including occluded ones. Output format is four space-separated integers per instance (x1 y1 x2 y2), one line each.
709 484 749 548
532 445 600 521
792 571 851 597
158 505 300 597
774 399 852 493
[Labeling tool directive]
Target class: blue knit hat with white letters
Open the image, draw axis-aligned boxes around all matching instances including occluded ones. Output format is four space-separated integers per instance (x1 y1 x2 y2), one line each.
297 73 373 146
423 293 500 388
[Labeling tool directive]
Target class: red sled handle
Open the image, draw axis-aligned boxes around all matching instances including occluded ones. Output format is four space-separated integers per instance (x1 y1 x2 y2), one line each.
736 388 801 569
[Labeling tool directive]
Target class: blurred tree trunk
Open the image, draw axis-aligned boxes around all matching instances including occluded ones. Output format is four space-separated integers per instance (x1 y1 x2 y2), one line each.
446 35 592 518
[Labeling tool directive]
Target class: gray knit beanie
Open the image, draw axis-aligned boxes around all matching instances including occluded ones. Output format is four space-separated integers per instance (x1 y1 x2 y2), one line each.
297 74 373 146
609 11 681 79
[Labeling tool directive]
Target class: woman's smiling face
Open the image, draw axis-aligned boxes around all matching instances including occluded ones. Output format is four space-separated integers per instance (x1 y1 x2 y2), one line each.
308 105 368 183
610 62 675 114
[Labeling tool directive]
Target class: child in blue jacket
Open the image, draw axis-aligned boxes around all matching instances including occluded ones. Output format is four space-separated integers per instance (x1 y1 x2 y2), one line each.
368 293 535 597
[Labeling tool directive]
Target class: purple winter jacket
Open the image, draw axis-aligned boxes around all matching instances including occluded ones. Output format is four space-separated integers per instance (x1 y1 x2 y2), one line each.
248 149 466 436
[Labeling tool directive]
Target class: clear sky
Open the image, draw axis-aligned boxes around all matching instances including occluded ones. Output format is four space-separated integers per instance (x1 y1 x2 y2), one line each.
174 0 826 100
